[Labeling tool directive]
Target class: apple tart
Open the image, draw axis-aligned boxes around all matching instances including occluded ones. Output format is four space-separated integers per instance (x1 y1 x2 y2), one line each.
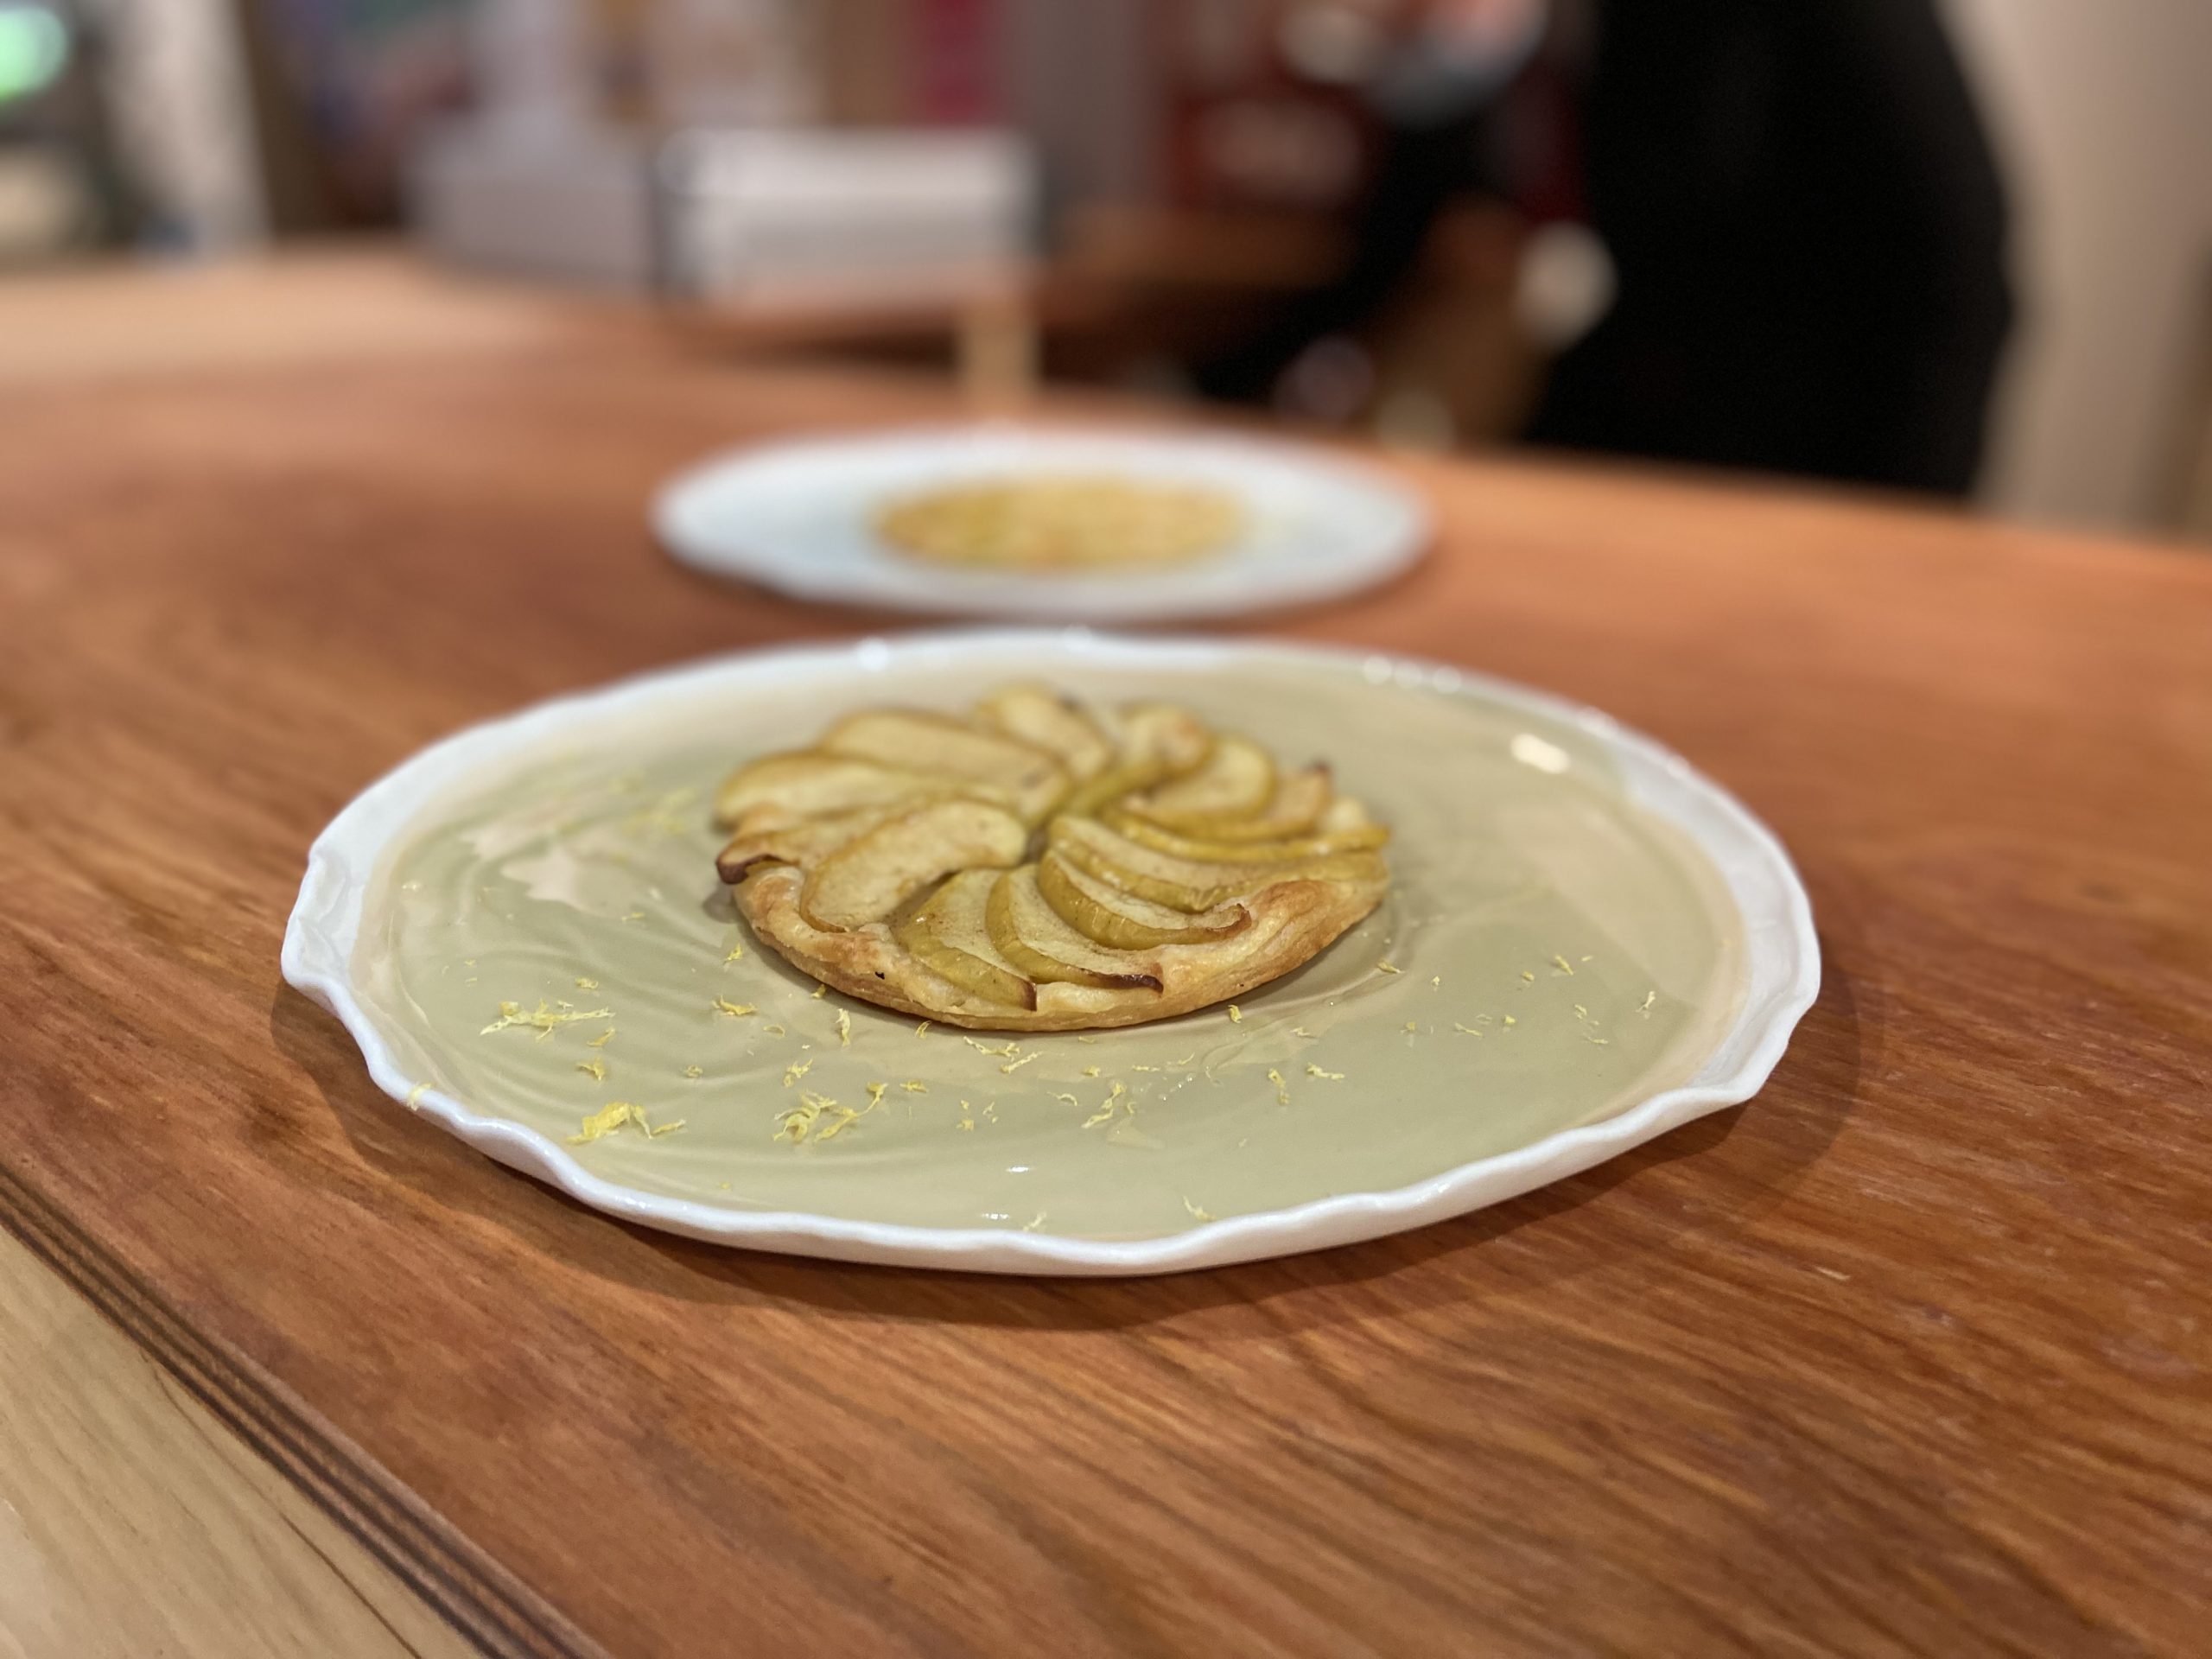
872 478 1243 571
714 684 1391 1031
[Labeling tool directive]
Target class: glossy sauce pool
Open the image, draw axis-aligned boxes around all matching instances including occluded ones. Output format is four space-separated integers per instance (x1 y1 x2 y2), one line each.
355 660 1745 1241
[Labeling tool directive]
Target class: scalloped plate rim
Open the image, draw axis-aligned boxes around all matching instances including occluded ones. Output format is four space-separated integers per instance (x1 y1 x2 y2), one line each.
281 629 1820 1276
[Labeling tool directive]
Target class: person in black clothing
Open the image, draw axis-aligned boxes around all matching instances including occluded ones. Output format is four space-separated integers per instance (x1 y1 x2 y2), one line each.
1200 0 2015 497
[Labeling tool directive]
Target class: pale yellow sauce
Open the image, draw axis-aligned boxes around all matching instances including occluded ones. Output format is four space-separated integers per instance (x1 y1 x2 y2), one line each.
356 663 1744 1240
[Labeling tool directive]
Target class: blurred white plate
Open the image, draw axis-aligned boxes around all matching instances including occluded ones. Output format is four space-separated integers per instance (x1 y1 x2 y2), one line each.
653 425 1431 621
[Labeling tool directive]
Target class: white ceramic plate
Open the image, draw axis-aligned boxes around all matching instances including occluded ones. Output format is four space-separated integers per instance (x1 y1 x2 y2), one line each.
652 425 1432 621
283 631 1818 1276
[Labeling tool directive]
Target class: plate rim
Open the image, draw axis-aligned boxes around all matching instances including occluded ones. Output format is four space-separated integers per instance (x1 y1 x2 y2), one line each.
282 628 1821 1276
651 421 1435 622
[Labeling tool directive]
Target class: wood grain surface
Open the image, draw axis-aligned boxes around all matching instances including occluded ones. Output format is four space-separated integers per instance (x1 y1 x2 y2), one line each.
3 321 2209 1656
0 249 594 391
0 1213 475 1659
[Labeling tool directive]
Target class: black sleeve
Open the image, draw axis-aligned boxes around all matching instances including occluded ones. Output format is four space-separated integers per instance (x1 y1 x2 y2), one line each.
1788 0 2016 492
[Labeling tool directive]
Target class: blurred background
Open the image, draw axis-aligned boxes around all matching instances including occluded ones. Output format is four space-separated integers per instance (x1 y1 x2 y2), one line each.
3 0 2208 541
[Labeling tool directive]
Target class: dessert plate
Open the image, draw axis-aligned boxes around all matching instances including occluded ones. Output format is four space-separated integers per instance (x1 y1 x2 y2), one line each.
283 632 1818 1275
652 425 1431 621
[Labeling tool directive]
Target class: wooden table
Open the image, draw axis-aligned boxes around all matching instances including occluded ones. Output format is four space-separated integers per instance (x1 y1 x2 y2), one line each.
0 1222 474 1659
3 287 2209 1659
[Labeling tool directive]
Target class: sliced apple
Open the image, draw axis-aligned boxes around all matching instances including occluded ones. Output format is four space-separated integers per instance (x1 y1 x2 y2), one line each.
1316 796 1375 835
1058 757 1170 821
1147 763 1335 842
1125 734 1274 830
1050 816 1255 911
715 751 967 827
715 803 913 883
819 709 1069 822
893 869 1036 1008
1036 851 1249 950
985 867 1162 990
1050 816 1389 912
1053 700 1216 817
1109 702 1213 774
798 799 1028 930
1098 807 1389 863
972 683 1114 781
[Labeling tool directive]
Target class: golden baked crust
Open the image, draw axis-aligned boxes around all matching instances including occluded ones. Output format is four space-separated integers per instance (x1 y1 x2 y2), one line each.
715 685 1390 1031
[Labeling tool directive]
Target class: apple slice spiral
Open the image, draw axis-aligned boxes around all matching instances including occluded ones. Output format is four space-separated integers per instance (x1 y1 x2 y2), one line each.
715 683 1390 1031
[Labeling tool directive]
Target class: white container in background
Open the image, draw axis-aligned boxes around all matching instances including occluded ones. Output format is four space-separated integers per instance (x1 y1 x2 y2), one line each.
658 129 1036 298
410 124 1035 296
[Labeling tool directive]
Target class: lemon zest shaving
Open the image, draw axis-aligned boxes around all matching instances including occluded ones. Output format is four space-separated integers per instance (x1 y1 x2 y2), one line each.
811 982 828 1000
773 1090 859 1144
901 1080 928 1093
1081 1082 1128 1128
712 998 758 1018
783 1058 813 1088
1452 1022 1484 1037
1306 1064 1344 1080
574 977 599 991
774 1093 835 1144
836 1009 851 1047
915 1021 931 1039
1226 1004 1242 1023
723 942 746 963
569 1102 639 1143
762 1024 785 1036
568 1101 676 1144
1552 955 1576 976
1375 961 1402 976
480 1000 614 1039
1267 1068 1289 1105
999 1052 1039 1075
1081 1065 1102 1078
575 1058 606 1082
1183 1198 1216 1222
683 1065 704 1078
